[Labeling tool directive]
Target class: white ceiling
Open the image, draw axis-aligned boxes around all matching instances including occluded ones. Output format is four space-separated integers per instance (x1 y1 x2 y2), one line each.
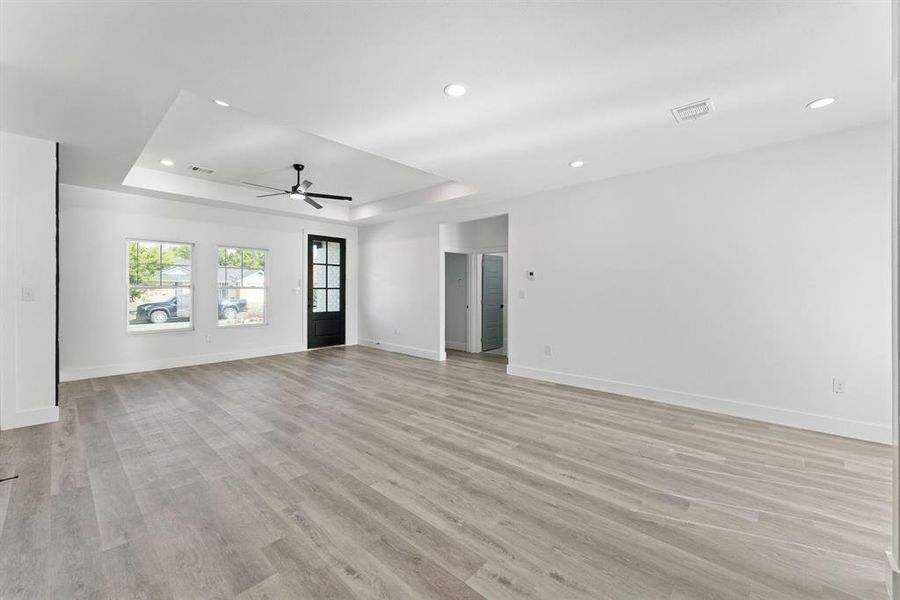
0 1 892 223
133 90 448 206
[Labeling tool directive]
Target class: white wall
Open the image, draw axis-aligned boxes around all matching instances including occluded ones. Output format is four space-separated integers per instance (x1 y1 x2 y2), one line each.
445 253 468 351
358 218 443 359
0 131 59 429
509 123 892 443
442 214 509 252
59 184 358 380
358 124 891 443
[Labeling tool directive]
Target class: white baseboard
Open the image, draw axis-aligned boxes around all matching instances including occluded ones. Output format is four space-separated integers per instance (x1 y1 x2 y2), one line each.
59 343 310 381
1 405 59 430
445 340 467 352
359 338 443 361
506 364 890 444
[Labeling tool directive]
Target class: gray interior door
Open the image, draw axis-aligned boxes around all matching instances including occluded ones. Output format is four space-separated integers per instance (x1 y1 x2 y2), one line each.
482 255 503 351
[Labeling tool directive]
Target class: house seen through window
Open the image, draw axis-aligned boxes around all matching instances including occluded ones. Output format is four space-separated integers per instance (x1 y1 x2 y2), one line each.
218 247 267 326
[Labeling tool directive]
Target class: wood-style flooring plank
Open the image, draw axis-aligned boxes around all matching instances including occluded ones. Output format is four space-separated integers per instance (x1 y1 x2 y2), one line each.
0 346 890 599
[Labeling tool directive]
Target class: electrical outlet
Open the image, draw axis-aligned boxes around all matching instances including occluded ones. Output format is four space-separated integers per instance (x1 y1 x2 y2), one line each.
544 345 552 357
21 287 35 302
205 335 213 344
393 328 399 335
519 289 526 299
832 378 846 394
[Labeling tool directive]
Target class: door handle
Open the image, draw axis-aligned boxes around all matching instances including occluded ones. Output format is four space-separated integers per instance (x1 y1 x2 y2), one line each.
500 304 504 309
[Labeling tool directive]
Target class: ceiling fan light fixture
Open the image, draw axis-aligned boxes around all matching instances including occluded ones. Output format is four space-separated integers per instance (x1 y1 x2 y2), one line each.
245 162 351 210
214 99 230 107
806 97 835 109
568 160 584 168
443 83 467 97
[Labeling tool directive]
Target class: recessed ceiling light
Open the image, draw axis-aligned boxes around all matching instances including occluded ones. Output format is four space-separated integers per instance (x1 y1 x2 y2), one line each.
568 160 584 168
443 83 467 97
159 159 174 167
806 97 835 109
214 99 230 107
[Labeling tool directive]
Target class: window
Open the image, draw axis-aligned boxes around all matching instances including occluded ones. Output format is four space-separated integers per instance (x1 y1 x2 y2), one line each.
217 246 267 326
311 238 342 313
127 240 193 333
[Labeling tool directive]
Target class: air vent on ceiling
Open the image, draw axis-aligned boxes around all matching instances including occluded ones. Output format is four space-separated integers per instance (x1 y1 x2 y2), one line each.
191 165 215 175
671 99 714 123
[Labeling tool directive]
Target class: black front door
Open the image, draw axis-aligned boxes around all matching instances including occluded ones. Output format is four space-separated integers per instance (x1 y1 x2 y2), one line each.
308 235 346 348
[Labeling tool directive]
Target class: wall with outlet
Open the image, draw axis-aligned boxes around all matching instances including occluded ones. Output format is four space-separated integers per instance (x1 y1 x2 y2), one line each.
58 184 358 380
0 131 59 429
508 122 892 442
358 217 443 359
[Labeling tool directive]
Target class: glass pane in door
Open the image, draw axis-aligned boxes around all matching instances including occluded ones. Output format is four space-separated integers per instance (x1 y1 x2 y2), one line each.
327 265 340 288
327 241 341 265
313 289 327 313
313 265 326 287
312 240 326 264
327 289 341 312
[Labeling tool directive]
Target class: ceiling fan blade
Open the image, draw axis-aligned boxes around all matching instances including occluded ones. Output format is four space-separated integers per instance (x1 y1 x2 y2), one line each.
305 192 352 202
256 192 288 198
304 196 323 210
298 179 313 192
242 181 289 193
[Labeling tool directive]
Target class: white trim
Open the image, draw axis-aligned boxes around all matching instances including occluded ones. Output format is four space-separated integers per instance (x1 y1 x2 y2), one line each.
466 253 481 353
445 340 467 351
359 338 444 361
59 343 309 381
443 245 508 255
886 551 900 600
1 406 59 430
507 364 890 444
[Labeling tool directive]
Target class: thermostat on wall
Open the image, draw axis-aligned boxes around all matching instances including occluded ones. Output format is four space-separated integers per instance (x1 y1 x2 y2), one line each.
526 271 535 280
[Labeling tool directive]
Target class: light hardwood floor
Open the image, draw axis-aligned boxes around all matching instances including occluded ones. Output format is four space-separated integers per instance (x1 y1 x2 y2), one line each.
0 346 891 599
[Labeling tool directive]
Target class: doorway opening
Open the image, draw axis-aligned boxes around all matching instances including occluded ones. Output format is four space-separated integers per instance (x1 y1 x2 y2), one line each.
440 214 508 359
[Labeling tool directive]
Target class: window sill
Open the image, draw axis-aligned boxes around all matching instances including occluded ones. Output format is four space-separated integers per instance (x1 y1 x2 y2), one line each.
126 325 194 336
217 322 269 329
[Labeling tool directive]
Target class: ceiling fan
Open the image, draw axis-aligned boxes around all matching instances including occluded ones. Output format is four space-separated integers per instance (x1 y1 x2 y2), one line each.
241 163 352 210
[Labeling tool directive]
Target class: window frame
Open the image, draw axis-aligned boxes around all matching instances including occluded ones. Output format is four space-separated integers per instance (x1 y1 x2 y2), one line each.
125 238 195 335
216 245 269 328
